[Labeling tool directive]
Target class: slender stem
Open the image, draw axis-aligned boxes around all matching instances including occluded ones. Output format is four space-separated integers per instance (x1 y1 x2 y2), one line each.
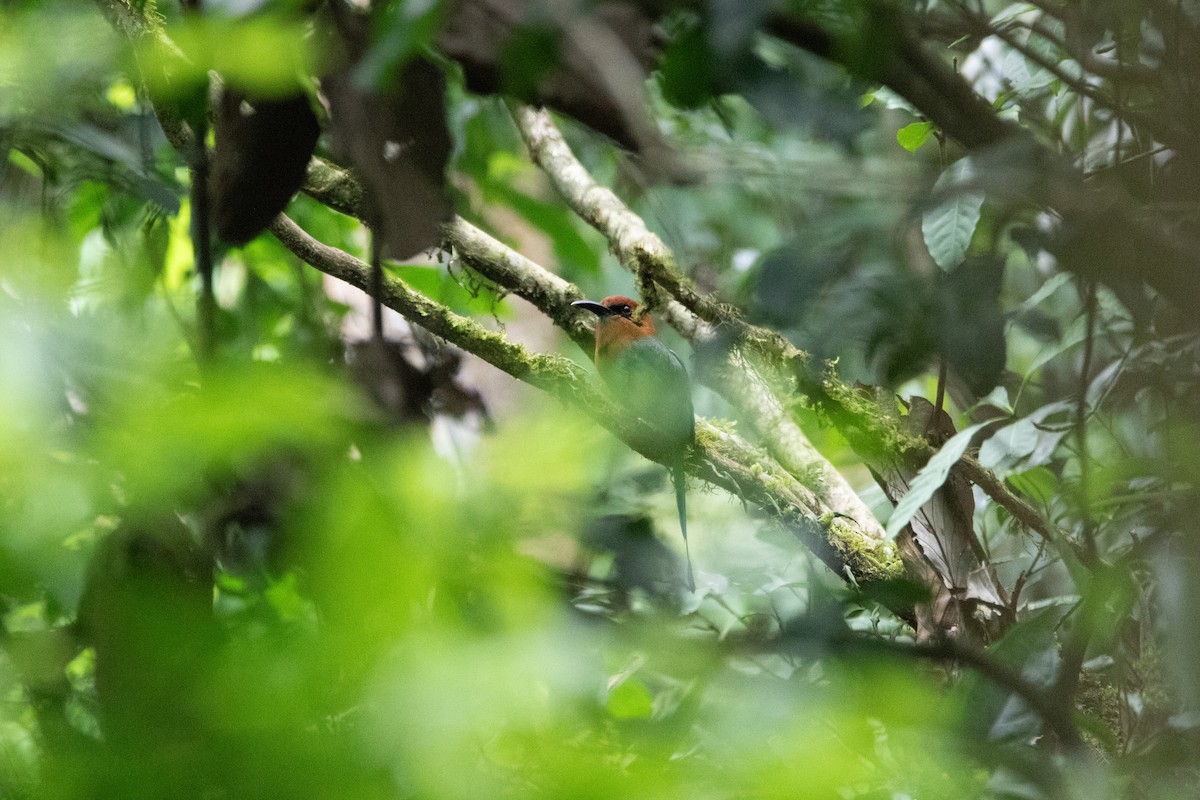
1076 281 1098 558
370 232 384 343
191 116 215 362
934 359 948 421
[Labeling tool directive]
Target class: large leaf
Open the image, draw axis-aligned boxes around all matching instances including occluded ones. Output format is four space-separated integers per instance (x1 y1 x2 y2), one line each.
438 0 667 155
325 8 453 260
922 158 984 271
211 89 319 245
977 417 1039 470
885 420 989 539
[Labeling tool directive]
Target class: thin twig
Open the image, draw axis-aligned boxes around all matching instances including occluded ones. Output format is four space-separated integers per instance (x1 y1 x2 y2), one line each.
191 113 215 362
1076 281 1098 559
741 625 1084 749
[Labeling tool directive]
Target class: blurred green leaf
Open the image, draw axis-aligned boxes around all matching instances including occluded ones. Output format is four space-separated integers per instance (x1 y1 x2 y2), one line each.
143 17 319 99
1006 466 1058 505
606 675 654 719
659 18 719 109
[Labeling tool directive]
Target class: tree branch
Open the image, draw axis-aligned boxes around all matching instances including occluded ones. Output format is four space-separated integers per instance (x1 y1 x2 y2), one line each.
737 622 1082 749
268 213 903 586
508 104 892 537
305 135 1061 579
763 8 1019 150
508 104 801 360
443 216 594 353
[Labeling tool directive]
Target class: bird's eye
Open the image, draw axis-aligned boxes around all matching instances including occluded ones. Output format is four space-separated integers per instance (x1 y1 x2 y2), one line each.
619 304 631 315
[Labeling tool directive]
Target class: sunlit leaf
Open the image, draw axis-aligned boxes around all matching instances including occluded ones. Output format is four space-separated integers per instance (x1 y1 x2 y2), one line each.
606 675 654 719
143 18 320 99
897 120 935 152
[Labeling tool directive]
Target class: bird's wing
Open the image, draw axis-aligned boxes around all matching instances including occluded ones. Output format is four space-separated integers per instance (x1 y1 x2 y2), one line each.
606 338 694 449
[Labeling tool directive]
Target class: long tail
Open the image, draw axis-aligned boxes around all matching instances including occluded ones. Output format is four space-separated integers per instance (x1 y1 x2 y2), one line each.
672 458 695 591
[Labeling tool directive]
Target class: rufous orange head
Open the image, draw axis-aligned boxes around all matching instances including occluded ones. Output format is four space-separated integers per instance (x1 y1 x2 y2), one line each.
571 295 657 365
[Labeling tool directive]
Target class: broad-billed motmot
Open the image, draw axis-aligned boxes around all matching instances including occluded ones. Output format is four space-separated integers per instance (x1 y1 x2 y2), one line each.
572 296 696 590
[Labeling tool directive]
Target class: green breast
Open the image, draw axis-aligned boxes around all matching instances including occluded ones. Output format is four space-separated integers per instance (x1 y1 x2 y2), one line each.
600 337 694 455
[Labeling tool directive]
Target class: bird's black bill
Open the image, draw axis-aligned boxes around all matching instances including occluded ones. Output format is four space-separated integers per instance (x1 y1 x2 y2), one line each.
571 300 614 317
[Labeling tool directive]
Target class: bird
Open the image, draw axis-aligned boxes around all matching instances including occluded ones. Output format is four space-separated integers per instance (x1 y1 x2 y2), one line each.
572 295 696 590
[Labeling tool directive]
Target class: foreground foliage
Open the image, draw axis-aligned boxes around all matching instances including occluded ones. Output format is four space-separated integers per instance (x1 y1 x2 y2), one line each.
2 1 1200 798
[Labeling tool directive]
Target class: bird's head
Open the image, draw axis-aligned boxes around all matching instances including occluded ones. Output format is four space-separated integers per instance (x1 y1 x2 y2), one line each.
571 295 657 336
572 296 658 364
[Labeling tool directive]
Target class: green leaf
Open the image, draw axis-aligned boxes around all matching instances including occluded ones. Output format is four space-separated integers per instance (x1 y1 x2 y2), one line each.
146 17 316 98
606 676 654 719
1024 316 1088 376
896 121 935 152
659 20 718 109
1006 466 1057 505
885 421 989 539
354 0 448 90
1014 271 1072 316
977 417 1039 470
922 159 984 271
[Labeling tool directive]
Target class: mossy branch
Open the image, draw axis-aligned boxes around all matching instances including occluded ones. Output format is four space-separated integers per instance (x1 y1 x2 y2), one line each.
509 105 799 361
508 105 1062 552
507 108 895 536
268 214 901 584
444 218 594 353
300 145 1056 574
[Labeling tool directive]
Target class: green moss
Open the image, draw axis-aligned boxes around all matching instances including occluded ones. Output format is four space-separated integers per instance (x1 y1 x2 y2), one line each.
691 425 722 454
821 512 902 584
1076 671 1122 752
739 327 806 371
814 365 926 463
304 160 366 219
